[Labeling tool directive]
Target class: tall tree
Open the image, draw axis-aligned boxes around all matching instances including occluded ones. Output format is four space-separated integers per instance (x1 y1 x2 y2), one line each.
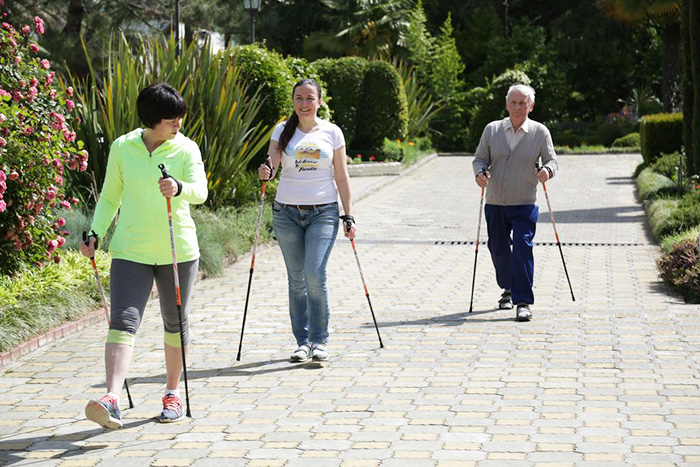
602 0 682 111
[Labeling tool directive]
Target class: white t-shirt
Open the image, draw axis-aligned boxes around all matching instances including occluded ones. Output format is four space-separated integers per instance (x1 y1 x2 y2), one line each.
271 119 346 205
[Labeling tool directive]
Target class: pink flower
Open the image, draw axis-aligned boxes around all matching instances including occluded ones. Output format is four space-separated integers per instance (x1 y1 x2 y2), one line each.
66 99 74 111
49 89 57 99
28 43 39 53
29 78 38 87
0 137 6 147
46 72 55 85
0 180 6 193
19 79 27 88
27 87 37 99
12 90 22 102
33 16 45 35
60 200 71 209
23 126 33 135
40 59 50 70
14 56 21 66
56 218 66 227
0 90 10 100
55 175 63 185
370 156 376 161
47 239 58 253
2 22 11 31
56 236 65 247
20 25 31 35
46 187 57 200
9 171 18 180
0 200 6 213
67 86 74 97
0 170 5 181
71 197 79 205
79 160 87 171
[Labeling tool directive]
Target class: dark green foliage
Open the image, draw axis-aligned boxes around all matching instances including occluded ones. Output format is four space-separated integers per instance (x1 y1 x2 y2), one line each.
355 61 408 150
650 151 684 179
314 57 369 147
664 189 700 236
657 239 700 303
467 69 531 151
235 44 295 128
640 112 684 164
611 132 641 148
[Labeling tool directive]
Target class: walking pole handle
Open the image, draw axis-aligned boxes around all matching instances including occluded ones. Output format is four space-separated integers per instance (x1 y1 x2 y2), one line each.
82 230 99 255
158 163 170 180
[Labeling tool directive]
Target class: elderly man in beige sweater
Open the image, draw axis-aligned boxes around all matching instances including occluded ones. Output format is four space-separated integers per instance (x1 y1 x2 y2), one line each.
472 84 558 322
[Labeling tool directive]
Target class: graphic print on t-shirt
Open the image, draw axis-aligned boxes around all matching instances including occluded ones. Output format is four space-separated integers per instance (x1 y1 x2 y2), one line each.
294 141 328 172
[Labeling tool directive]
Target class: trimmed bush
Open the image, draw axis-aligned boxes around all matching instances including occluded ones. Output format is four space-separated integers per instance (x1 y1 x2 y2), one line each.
645 198 679 240
640 112 683 164
354 60 408 150
235 44 294 128
611 132 641 148
314 57 368 147
657 239 700 303
636 167 676 201
663 190 700 237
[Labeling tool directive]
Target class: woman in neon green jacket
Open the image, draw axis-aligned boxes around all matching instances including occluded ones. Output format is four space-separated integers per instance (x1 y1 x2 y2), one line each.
80 83 207 428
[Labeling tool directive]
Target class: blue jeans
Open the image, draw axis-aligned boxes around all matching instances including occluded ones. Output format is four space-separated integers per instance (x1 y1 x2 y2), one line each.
272 200 340 346
484 204 539 305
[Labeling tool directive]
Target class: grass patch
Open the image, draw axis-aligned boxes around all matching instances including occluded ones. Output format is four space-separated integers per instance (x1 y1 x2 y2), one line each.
193 204 273 277
661 225 700 253
636 167 676 201
0 250 110 353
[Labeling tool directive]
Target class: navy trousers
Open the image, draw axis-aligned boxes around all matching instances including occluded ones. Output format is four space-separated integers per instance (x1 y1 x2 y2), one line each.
484 204 539 305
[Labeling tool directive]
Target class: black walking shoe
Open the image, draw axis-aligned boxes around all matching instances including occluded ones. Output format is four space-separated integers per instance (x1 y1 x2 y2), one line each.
498 290 513 310
516 303 532 322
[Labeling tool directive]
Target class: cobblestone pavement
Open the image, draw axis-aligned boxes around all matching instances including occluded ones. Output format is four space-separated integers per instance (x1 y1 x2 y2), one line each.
2 154 700 466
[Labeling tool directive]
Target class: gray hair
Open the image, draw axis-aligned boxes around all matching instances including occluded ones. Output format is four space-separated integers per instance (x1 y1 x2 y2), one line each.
506 84 536 104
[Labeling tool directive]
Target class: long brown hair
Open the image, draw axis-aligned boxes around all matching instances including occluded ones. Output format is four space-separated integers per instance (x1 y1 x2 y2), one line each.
277 79 323 154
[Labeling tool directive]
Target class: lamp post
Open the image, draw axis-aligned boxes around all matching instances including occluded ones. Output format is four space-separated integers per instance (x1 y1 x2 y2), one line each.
243 0 262 43
174 0 180 57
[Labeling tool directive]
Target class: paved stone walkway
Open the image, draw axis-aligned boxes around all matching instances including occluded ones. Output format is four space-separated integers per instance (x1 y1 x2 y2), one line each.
1 154 700 466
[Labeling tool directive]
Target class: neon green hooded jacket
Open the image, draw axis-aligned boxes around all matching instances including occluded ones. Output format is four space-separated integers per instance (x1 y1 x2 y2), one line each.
90 129 208 265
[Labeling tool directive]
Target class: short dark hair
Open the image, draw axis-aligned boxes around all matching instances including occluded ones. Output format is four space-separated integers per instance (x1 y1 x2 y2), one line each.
136 83 187 128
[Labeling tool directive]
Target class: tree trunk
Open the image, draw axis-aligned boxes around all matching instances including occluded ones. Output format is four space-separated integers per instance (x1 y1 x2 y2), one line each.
682 0 694 174
661 22 681 112
63 0 89 78
691 0 700 175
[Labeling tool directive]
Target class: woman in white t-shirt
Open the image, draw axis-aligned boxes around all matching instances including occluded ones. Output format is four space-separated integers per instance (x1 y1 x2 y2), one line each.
258 79 356 363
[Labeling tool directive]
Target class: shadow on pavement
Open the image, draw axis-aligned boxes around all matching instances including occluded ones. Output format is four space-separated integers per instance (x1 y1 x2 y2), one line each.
537 205 644 223
0 418 153 465
363 308 506 328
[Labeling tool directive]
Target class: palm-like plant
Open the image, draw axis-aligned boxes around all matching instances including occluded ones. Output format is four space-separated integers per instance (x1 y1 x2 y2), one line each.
602 0 682 111
394 59 442 139
304 0 413 59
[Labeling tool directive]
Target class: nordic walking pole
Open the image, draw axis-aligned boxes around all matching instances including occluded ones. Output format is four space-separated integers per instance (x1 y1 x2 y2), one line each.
82 231 134 409
469 169 488 313
236 161 273 361
342 216 384 348
157 164 192 418
536 163 575 301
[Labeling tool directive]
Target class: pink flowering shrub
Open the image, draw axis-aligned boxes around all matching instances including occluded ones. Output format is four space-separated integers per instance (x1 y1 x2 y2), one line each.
0 13 87 275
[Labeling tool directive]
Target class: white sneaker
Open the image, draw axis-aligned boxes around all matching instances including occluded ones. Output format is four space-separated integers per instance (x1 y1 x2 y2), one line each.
290 345 311 362
516 303 532 322
311 343 329 362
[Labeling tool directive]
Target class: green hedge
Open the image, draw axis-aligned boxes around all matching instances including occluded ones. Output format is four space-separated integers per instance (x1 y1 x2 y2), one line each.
611 132 641 148
640 112 683 164
355 61 408 150
314 57 368 147
235 44 294 128
636 167 676 201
